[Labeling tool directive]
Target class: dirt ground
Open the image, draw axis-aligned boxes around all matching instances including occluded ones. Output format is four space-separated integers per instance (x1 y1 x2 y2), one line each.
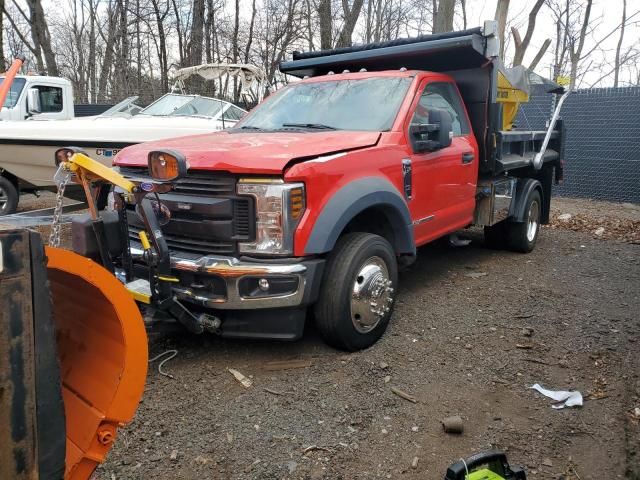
2 193 638 479
65 197 637 480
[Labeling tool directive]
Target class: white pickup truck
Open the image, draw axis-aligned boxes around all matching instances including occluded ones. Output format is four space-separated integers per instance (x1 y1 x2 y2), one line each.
0 75 75 121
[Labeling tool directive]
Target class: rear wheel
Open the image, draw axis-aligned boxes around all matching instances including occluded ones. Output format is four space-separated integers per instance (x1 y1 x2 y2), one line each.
506 189 542 253
0 176 19 215
315 233 398 351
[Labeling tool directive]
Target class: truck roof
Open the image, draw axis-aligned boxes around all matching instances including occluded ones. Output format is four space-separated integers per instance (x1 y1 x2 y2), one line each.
6 75 72 86
295 69 426 84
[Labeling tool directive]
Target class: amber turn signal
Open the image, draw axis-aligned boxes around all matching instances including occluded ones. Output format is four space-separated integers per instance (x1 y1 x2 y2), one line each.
290 186 305 219
148 150 187 181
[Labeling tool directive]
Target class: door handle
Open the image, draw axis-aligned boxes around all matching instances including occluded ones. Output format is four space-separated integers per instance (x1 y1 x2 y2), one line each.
462 152 474 164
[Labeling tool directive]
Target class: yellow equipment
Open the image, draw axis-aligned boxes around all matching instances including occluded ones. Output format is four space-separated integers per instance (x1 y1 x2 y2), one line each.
496 69 530 131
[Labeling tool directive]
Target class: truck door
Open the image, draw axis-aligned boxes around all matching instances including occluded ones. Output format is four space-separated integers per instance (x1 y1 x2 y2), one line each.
405 80 478 245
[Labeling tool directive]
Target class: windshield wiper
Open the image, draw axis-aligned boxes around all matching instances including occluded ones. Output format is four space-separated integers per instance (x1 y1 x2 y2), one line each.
281 123 339 130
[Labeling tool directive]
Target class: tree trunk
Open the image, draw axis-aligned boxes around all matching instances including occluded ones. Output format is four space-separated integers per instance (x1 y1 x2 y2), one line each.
88 0 97 101
494 0 509 59
244 0 257 62
305 0 314 50
151 0 169 92
511 0 545 67
569 0 593 89
135 0 141 93
190 0 205 66
336 0 365 48
118 0 130 97
172 0 185 65
528 38 551 71
433 0 454 34
205 0 213 63
232 0 240 101
318 0 332 49
25 0 58 75
0 0 5 71
613 0 626 88
97 0 119 101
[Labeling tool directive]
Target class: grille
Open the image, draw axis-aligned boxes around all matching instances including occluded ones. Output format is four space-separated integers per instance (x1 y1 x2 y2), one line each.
234 199 250 237
118 166 236 195
128 229 236 255
120 167 255 255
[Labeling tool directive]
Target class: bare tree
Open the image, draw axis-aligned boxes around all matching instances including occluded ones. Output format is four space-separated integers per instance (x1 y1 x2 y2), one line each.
510 0 548 69
613 0 626 87
494 0 509 58
189 0 205 65
0 0 6 70
336 0 364 48
317 0 331 49
25 0 58 74
433 0 454 33
568 0 592 89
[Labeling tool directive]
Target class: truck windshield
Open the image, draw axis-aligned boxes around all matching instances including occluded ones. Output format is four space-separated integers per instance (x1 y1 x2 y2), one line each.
239 76 412 131
1 77 27 108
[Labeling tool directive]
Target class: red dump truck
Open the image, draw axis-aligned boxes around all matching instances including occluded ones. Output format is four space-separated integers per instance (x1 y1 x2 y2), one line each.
69 21 565 351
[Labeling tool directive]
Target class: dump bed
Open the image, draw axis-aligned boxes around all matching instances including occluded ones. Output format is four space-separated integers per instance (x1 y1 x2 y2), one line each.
280 21 564 177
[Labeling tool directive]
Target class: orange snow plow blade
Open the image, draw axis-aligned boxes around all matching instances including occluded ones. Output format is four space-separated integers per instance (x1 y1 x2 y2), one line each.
46 247 148 479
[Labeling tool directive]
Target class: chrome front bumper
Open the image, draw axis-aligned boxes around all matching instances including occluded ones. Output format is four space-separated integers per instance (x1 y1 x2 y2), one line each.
129 245 318 310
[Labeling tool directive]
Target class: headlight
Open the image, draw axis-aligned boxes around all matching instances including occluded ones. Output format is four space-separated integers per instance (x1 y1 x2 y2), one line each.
237 179 305 255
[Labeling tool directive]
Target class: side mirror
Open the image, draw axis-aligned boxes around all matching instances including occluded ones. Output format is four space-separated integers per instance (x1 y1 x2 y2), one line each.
26 88 41 115
410 108 453 153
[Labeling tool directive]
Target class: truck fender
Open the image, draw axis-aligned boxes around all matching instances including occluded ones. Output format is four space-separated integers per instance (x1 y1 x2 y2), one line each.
304 177 415 255
511 178 543 223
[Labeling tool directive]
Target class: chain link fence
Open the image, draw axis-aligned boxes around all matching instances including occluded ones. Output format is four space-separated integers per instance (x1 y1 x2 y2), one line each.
517 85 640 204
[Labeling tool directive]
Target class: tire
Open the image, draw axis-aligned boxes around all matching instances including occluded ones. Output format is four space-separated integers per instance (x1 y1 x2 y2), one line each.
483 221 507 249
0 176 19 215
506 189 542 253
314 232 398 351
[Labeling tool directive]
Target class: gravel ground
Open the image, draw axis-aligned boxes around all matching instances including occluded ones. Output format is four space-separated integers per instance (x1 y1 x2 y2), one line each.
94 219 639 479
4 193 638 478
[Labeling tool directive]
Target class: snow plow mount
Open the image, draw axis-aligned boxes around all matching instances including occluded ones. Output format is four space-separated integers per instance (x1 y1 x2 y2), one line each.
55 148 206 331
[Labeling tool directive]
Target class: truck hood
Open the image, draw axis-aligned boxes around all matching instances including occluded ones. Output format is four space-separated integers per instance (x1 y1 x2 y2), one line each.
115 130 381 174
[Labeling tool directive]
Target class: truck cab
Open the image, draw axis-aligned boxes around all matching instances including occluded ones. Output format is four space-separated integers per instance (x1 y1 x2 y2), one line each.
71 22 565 351
0 75 74 121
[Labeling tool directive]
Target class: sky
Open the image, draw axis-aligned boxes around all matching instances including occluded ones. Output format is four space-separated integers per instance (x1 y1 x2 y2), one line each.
39 0 640 88
463 0 639 87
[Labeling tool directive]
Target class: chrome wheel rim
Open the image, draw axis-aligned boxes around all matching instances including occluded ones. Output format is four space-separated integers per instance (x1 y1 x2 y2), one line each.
527 200 540 242
350 256 394 334
0 188 8 211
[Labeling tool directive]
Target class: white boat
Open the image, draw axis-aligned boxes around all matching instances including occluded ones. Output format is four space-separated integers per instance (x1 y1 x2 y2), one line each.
0 64 265 214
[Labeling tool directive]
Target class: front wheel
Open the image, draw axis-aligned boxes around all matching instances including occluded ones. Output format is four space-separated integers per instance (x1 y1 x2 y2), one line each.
0 176 19 215
314 233 398 351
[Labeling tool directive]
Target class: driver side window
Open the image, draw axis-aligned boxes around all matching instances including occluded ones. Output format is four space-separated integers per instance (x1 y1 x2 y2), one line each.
410 82 469 136
34 85 63 113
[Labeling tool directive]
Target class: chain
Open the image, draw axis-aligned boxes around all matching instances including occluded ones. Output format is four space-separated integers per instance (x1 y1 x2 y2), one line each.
48 168 72 247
